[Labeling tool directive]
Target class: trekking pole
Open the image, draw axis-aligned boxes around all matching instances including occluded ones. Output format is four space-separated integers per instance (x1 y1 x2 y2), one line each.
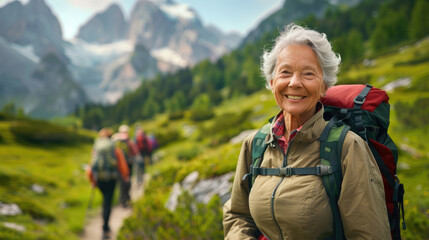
83 187 96 222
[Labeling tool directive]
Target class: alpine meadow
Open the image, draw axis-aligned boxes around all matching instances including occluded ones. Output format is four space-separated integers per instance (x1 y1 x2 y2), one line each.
1 0 429 239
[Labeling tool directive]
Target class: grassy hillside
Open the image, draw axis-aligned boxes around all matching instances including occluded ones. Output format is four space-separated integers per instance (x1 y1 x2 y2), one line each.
0 116 99 240
120 38 429 239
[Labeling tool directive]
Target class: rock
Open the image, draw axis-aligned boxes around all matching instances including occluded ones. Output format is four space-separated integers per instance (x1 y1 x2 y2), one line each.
191 172 233 204
230 130 255 144
0 203 22 216
382 77 411 92
398 162 410 170
165 183 181 211
3 222 26 232
400 143 421 158
166 171 234 211
182 171 199 191
31 183 45 194
363 59 376 67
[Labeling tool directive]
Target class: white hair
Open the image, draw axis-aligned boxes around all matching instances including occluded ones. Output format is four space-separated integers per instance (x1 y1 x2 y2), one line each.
261 23 341 89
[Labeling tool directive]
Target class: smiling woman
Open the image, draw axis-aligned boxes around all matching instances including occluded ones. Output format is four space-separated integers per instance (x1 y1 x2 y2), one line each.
270 44 325 127
223 23 391 240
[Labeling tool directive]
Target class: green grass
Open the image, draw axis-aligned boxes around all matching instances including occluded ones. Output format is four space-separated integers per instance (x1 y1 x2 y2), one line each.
0 119 99 240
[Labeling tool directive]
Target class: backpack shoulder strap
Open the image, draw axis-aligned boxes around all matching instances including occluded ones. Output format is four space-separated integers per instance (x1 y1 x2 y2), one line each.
320 119 350 240
251 123 271 164
242 123 271 190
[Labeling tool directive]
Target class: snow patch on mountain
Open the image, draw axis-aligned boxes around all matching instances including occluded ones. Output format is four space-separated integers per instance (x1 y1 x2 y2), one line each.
65 39 134 67
10 43 39 63
152 47 188 68
160 3 196 20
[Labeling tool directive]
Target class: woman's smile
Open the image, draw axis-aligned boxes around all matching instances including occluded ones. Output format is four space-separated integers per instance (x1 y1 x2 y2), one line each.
285 95 305 100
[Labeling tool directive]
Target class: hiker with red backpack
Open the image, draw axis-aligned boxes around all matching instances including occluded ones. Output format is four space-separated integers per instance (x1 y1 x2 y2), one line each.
86 128 129 239
224 24 404 240
112 124 139 208
134 125 152 185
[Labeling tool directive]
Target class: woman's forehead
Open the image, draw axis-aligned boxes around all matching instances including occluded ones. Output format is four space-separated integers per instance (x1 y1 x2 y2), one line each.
276 45 321 69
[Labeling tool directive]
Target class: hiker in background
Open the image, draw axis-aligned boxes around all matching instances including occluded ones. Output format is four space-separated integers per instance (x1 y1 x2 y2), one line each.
223 24 391 239
86 128 129 239
112 124 139 208
134 125 152 185
147 133 159 163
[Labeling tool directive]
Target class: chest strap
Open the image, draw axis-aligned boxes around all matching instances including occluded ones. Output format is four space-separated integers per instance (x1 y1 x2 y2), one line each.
251 165 336 177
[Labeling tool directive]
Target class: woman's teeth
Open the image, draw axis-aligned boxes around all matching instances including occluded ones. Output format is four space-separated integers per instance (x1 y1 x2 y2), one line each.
287 95 304 100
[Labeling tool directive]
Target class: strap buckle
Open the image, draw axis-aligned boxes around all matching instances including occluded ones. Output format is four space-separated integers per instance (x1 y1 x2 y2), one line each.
317 165 333 176
353 96 366 105
279 166 292 176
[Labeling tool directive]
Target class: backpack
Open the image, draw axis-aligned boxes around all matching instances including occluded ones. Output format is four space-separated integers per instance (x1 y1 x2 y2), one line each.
91 138 118 181
116 137 138 163
136 132 151 153
248 84 405 240
148 134 159 151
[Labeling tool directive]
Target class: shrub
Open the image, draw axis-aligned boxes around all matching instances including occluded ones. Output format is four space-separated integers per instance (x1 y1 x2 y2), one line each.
9 120 93 144
395 98 429 128
154 128 182 147
177 147 201 161
200 109 254 145
119 191 224 240
190 108 215 122
168 111 185 120
402 207 429 240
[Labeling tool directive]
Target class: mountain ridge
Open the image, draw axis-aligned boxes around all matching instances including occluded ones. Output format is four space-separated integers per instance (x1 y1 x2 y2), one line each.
0 0 242 117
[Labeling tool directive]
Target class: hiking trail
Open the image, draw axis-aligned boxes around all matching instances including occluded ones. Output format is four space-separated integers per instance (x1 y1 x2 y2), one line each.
81 176 146 240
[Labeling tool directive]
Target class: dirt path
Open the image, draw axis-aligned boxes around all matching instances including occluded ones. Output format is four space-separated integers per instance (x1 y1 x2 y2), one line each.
81 176 146 240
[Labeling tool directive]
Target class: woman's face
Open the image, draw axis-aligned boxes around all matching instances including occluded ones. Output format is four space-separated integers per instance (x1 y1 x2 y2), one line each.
270 44 326 121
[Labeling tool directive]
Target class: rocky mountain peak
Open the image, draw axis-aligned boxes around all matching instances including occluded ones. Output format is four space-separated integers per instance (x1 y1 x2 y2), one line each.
0 0 64 59
76 3 128 44
26 0 51 14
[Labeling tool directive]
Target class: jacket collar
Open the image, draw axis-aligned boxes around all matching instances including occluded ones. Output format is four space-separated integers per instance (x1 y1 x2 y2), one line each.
266 102 326 145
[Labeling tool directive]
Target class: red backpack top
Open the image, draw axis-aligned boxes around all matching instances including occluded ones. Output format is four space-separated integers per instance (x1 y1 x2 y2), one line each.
321 84 405 239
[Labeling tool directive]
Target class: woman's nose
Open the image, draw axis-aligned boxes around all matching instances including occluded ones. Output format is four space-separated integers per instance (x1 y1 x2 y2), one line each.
288 74 302 88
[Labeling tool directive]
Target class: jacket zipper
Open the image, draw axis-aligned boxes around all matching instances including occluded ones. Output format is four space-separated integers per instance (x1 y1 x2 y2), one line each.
271 139 293 239
270 140 293 240
271 176 285 240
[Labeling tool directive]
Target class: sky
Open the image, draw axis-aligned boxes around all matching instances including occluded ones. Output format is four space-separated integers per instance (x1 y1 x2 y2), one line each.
0 0 283 40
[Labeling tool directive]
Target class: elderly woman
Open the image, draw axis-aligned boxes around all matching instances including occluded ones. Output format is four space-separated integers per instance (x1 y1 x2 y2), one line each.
223 24 390 239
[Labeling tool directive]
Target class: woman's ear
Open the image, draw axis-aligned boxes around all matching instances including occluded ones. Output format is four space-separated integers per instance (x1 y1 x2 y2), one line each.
269 79 275 92
320 83 327 98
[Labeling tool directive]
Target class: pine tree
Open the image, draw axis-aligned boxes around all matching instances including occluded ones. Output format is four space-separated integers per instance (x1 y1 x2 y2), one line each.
409 0 429 40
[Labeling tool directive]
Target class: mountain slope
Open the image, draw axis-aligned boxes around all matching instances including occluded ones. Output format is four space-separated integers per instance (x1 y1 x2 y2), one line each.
29 53 88 118
240 0 330 46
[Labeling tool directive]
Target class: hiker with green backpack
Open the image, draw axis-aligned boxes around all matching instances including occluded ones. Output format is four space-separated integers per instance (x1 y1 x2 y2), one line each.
223 24 403 240
112 124 140 208
86 128 130 239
